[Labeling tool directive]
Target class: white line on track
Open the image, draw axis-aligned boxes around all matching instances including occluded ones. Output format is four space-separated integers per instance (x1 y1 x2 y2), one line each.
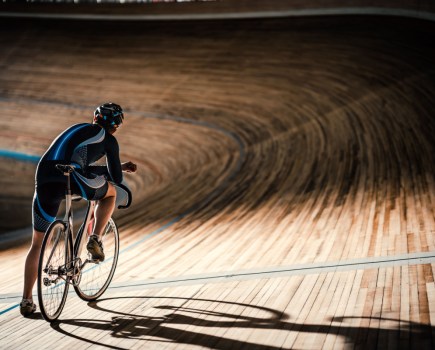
1 251 434 304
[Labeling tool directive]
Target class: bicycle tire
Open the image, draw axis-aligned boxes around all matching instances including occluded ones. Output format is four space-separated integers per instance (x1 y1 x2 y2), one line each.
74 217 119 301
37 220 71 322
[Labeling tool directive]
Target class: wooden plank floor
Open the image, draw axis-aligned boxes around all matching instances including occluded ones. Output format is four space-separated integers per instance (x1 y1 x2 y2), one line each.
0 15 435 349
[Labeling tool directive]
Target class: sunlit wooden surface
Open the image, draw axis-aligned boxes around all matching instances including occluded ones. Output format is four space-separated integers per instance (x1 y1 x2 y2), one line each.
0 15 434 349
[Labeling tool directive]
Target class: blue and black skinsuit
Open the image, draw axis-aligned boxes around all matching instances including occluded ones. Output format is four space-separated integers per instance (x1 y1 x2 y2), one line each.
33 123 123 232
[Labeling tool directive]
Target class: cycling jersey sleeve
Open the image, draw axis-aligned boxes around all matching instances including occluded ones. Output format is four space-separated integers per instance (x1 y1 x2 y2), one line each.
105 134 123 184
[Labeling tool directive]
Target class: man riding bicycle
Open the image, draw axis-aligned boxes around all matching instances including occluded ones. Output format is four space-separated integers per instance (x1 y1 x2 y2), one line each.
21 102 137 317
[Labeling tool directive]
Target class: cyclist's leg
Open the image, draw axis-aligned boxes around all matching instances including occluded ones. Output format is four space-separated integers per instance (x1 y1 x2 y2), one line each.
23 229 44 300
85 183 116 261
70 175 116 261
22 184 63 312
93 182 117 239
70 174 117 239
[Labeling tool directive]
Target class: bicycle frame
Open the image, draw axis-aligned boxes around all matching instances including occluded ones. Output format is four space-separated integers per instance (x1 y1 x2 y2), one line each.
43 165 98 282
43 163 132 283
39 163 130 320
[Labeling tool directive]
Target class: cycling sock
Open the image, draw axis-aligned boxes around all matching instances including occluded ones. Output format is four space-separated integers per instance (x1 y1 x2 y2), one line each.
89 234 101 242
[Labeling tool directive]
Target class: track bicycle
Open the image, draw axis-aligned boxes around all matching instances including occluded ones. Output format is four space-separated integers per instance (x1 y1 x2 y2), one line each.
37 164 131 322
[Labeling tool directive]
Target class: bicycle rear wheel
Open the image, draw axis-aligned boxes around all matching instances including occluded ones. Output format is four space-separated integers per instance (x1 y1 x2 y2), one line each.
74 218 119 301
37 220 71 322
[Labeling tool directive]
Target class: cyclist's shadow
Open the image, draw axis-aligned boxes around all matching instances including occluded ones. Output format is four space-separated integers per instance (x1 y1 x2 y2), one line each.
49 295 434 350
51 295 286 350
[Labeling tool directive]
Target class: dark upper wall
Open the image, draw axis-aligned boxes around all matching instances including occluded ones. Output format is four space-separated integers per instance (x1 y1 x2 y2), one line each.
0 0 434 20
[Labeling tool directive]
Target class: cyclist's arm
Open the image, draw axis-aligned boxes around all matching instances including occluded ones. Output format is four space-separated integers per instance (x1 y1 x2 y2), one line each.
91 162 136 175
105 135 123 184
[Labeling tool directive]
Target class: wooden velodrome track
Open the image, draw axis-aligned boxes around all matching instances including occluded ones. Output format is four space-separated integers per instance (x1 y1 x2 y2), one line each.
0 13 435 350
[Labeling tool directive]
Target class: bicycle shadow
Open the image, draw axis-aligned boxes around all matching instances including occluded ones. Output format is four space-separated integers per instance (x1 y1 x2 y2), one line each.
50 296 434 350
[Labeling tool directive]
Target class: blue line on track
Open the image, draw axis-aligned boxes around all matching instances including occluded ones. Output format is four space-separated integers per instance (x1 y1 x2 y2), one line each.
0 149 39 163
0 304 19 316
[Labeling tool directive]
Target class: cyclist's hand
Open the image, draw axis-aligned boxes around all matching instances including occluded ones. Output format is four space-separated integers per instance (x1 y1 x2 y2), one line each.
122 161 137 173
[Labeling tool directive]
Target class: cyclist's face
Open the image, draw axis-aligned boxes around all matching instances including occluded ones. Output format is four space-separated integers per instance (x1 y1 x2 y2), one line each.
108 125 120 135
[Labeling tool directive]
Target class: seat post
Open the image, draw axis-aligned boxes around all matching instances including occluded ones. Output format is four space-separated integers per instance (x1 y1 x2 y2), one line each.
64 171 73 225
66 171 71 196
55 164 75 226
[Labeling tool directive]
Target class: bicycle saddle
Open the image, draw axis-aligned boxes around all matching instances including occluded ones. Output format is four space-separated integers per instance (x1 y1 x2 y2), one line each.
55 164 77 174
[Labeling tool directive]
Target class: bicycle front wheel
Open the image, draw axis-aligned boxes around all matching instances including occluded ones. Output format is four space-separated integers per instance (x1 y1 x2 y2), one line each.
74 218 119 301
37 220 71 322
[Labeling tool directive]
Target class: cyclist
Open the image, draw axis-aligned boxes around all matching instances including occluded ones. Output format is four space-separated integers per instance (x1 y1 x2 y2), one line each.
20 102 137 317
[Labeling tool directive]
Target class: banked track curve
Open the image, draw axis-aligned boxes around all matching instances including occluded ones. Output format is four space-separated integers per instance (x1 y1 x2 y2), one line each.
0 15 435 349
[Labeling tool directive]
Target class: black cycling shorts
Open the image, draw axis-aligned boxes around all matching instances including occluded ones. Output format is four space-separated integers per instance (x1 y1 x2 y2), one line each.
32 176 108 232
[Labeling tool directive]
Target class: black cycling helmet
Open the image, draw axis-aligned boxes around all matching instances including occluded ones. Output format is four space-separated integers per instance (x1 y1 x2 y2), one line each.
94 102 124 129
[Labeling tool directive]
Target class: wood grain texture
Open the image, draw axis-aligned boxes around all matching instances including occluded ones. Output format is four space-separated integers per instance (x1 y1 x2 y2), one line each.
0 15 434 349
